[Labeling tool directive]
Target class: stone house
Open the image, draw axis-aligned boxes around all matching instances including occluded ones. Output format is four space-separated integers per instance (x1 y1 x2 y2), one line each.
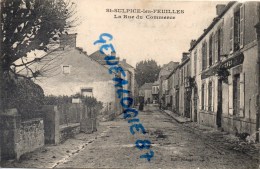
158 61 179 108
32 34 123 116
166 53 191 118
189 2 260 141
166 63 179 113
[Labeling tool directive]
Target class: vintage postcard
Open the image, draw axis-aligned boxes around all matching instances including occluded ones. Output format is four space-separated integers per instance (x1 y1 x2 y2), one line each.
0 0 260 168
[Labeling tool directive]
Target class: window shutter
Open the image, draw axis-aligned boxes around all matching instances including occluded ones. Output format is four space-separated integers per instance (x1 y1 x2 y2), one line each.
200 49 203 72
220 28 223 57
212 34 215 64
239 73 245 117
212 80 215 112
205 42 208 68
230 16 234 53
208 82 211 111
215 31 219 63
201 85 204 110
240 4 245 48
205 83 208 110
228 80 233 115
199 88 202 110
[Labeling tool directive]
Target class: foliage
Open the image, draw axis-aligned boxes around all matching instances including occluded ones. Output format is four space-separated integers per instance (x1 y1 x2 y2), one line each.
135 59 161 87
5 77 44 119
43 95 71 105
43 95 103 111
1 0 78 78
0 0 77 111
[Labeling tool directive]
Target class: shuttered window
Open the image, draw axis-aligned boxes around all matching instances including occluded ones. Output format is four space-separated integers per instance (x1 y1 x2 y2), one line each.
212 33 215 63
194 50 197 76
215 31 219 63
228 77 233 115
219 28 223 60
209 35 213 66
239 73 245 117
233 74 240 116
240 4 245 48
202 42 207 70
230 16 234 53
208 81 213 111
201 84 205 110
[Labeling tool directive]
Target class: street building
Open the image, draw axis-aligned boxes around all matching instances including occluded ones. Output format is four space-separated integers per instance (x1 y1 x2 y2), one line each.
30 34 137 116
152 80 160 103
158 61 179 109
189 2 260 141
139 82 153 104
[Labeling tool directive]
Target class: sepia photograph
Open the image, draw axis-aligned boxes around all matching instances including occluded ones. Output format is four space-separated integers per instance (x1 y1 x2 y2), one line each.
0 0 260 168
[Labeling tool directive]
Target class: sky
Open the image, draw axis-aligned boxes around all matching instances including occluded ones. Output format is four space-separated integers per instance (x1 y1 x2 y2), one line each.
73 0 229 67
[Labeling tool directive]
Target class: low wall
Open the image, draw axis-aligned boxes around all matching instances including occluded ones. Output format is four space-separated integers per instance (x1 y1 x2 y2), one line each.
199 111 217 128
0 110 44 160
222 115 256 135
16 118 44 159
199 111 257 136
59 123 80 143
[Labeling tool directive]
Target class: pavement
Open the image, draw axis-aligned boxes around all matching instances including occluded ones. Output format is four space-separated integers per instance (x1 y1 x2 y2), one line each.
1 104 259 168
163 109 191 123
162 107 260 162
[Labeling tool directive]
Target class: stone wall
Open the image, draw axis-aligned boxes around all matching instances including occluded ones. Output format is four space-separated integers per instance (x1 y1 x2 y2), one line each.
16 118 44 159
0 110 44 160
59 123 80 143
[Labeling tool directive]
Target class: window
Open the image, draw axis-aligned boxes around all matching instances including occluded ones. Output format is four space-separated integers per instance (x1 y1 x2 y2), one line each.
208 81 213 111
209 35 213 66
201 84 205 110
230 4 245 52
194 50 197 75
234 10 241 51
216 28 223 62
81 88 93 97
202 41 207 70
233 74 240 116
62 65 71 74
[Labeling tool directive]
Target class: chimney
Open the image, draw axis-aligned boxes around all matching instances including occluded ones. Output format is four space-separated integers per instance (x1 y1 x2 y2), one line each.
181 52 189 62
216 4 226 16
60 33 77 48
190 39 196 49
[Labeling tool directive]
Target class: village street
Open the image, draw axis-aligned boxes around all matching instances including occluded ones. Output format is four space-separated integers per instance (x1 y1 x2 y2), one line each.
1 105 258 169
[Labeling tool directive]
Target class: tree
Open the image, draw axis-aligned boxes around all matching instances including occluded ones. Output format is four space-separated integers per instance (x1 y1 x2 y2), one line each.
135 59 161 87
0 0 78 111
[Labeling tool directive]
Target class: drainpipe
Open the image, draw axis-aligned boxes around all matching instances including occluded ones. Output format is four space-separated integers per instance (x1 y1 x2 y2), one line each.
255 3 260 142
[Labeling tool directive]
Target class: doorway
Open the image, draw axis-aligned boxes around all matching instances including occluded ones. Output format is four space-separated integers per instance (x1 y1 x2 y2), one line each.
217 79 223 127
193 86 198 122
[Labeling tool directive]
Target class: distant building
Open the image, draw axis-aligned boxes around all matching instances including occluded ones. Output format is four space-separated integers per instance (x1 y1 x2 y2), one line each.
152 81 160 103
139 83 153 104
178 53 191 118
158 61 179 108
89 52 136 105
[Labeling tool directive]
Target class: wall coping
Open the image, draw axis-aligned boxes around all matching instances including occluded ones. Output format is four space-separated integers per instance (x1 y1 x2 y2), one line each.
60 123 80 131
